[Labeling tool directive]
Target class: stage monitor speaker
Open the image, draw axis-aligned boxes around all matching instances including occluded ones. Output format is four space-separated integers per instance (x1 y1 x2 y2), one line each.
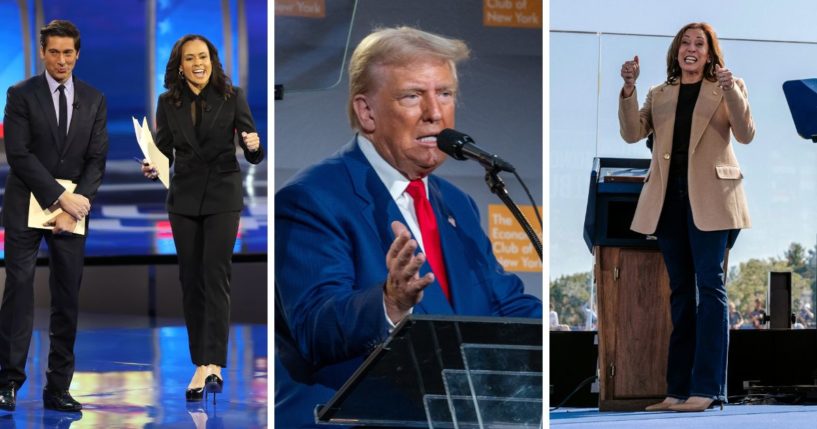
728 329 817 400
550 331 598 408
768 271 792 329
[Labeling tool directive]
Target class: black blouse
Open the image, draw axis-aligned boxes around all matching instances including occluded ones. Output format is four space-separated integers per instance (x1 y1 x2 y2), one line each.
669 80 702 178
184 83 209 142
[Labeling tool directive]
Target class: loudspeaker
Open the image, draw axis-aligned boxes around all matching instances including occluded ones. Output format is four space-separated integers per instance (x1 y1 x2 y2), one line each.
728 329 817 399
768 271 792 329
549 331 598 408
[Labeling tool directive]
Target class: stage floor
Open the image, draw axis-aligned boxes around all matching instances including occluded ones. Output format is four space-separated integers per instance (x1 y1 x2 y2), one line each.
0 311 267 428
551 405 817 428
0 158 268 261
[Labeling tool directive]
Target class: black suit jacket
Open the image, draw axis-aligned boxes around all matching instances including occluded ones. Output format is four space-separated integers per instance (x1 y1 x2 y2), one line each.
155 86 264 215
2 73 108 229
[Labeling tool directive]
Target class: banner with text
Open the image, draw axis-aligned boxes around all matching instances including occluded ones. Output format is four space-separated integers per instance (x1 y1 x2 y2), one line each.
483 0 542 29
488 204 542 273
275 0 325 18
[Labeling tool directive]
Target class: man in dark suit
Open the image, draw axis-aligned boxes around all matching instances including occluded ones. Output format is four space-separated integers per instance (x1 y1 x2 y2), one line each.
275 26 542 428
0 20 108 413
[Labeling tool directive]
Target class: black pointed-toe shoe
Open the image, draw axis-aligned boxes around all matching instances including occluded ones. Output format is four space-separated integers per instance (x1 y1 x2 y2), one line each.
0 382 17 412
186 385 205 402
43 388 82 412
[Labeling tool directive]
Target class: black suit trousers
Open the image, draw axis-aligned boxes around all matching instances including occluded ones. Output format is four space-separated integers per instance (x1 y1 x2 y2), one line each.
169 211 240 367
0 225 86 391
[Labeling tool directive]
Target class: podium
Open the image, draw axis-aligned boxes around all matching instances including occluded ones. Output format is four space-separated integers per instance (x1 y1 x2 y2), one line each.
315 315 542 428
782 78 817 142
583 158 672 411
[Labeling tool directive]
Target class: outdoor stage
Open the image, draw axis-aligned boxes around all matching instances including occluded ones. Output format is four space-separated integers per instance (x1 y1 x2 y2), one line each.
551 405 817 428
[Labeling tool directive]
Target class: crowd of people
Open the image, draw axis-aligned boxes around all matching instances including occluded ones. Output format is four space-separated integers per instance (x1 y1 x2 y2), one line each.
552 298 816 331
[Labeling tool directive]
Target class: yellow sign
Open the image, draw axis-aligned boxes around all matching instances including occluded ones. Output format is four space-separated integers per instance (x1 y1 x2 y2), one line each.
488 204 542 272
275 0 326 18
483 0 542 28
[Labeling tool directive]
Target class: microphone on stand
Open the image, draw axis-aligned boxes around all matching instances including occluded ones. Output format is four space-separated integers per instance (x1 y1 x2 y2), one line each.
437 129 515 173
436 128 542 259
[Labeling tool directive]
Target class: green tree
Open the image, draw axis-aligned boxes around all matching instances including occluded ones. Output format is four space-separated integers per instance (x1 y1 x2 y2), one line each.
727 255 811 319
784 242 808 277
550 272 591 328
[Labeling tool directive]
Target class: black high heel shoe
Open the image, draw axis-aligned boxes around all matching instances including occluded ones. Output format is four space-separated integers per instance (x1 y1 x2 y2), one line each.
204 374 223 404
186 385 204 402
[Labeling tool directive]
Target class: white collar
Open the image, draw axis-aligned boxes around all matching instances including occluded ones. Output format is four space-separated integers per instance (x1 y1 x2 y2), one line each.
357 134 428 198
45 72 73 93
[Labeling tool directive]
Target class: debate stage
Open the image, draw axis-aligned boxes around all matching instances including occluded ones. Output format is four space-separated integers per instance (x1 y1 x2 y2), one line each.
0 158 268 428
0 311 267 428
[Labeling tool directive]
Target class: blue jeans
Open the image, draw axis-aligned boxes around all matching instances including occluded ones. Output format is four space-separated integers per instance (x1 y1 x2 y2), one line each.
655 176 731 401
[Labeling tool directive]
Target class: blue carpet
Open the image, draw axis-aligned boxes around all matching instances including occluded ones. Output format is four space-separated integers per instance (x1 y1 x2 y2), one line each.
0 313 267 428
551 405 817 428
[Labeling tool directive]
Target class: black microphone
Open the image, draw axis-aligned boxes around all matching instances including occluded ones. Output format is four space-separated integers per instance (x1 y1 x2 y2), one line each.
72 102 79 110
437 129 515 173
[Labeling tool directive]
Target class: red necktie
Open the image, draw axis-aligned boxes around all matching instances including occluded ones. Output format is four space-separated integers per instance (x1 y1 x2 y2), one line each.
406 179 450 302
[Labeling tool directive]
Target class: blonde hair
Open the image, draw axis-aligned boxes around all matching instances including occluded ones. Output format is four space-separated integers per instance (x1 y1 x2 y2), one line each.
347 26 470 130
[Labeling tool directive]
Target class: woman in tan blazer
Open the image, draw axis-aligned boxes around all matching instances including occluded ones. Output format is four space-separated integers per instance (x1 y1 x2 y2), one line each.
618 22 755 412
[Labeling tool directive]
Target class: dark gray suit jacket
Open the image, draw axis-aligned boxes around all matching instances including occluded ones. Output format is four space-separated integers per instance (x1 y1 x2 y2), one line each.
2 73 108 229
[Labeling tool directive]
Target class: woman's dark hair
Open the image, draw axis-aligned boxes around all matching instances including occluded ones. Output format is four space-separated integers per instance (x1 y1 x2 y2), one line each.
40 20 80 51
666 22 723 84
164 34 233 107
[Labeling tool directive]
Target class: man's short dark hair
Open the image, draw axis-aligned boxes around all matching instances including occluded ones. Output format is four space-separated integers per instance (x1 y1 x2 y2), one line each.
40 20 81 51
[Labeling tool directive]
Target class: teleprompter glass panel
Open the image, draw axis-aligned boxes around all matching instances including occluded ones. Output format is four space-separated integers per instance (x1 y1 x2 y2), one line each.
316 315 542 427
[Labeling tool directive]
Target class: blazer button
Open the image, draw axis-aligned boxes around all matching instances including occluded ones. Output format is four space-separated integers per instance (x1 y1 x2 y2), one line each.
663 153 670 160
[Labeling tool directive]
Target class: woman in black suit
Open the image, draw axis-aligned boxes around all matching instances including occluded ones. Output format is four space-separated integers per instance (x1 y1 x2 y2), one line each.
142 34 264 402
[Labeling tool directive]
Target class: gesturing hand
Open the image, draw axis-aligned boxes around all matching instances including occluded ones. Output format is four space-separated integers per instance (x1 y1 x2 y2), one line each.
242 131 260 152
715 64 734 91
383 221 434 324
621 55 640 97
58 191 90 220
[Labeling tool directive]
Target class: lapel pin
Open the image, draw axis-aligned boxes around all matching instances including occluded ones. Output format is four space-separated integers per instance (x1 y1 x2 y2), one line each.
448 216 456 227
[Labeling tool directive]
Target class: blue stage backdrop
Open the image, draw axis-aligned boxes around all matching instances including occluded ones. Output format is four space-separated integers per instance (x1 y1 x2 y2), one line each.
0 0 268 261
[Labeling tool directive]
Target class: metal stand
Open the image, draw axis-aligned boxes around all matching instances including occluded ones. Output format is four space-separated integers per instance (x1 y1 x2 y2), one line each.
484 168 542 261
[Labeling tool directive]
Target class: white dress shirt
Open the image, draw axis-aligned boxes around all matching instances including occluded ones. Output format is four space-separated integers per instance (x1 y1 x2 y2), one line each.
358 135 429 327
357 135 428 251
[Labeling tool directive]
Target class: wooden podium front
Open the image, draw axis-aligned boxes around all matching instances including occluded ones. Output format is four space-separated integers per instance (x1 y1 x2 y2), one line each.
594 246 672 411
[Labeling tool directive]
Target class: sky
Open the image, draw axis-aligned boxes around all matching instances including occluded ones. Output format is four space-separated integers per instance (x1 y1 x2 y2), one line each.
549 0 817 279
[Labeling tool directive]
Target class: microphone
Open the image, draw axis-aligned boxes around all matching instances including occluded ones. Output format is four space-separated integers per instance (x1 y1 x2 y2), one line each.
437 129 515 173
72 102 79 110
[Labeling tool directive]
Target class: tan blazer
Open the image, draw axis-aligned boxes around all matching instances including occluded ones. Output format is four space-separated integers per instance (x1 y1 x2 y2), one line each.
619 78 755 234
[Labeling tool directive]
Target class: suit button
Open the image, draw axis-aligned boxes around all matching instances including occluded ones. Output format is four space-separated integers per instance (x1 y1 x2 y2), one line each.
663 153 670 160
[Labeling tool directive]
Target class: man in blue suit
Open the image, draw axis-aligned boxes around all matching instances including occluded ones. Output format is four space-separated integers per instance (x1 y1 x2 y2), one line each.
275 26 542 428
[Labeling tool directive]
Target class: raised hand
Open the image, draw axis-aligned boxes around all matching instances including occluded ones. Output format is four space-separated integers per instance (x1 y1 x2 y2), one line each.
621 55 640 97
242 131 260 152
383 221 434 324
715 64 734 91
